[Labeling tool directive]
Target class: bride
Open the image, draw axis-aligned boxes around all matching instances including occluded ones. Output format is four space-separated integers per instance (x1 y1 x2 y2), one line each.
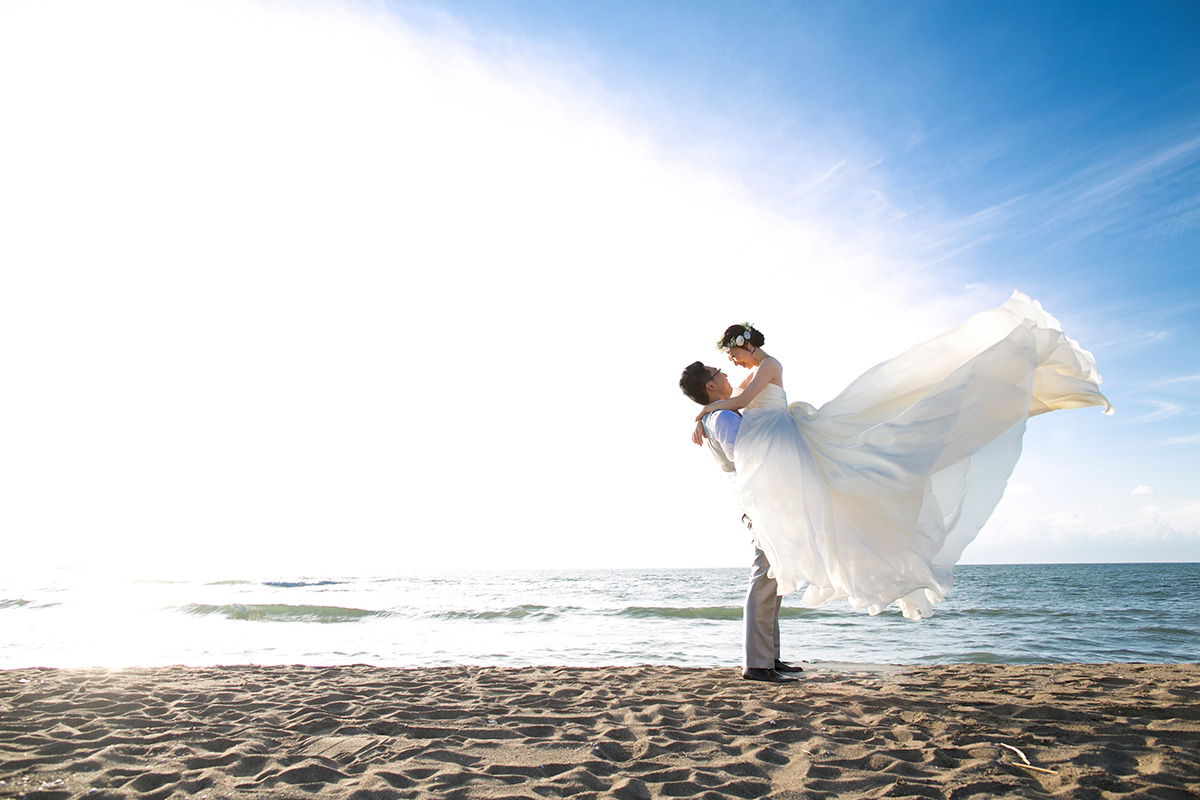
690 292 1112 618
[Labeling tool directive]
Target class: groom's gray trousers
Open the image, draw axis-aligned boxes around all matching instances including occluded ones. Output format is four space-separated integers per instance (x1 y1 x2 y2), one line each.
745 537 782 670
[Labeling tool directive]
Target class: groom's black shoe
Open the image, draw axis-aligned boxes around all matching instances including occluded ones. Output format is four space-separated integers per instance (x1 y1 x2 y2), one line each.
742 668 799 683
774 660 804 673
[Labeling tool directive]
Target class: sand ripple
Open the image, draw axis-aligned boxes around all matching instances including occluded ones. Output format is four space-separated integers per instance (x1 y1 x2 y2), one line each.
1 662 1197 798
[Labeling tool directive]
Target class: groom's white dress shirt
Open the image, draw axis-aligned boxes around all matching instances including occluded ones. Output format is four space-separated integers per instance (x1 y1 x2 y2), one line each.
703 409 740 473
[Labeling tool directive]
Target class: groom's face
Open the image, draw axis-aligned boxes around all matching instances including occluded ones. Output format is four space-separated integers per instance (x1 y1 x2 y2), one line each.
704 366 732 401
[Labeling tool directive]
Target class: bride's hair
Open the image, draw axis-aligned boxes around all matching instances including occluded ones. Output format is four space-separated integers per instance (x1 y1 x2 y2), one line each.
679 361 713 405
718 324 765 351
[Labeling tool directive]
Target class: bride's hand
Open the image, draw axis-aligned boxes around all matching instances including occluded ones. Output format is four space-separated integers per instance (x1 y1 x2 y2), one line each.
695 402 720 422
691 419 706 445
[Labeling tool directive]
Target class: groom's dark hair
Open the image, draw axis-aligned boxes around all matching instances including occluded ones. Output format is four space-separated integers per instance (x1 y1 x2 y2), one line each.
680 361 712 405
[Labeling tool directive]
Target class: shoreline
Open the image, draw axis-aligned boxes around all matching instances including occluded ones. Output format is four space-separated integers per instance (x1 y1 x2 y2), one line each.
3 663 1197 798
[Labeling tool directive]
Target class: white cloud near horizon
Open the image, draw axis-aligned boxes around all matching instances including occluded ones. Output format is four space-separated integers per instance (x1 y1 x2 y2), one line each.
965 519 1200 564
969 463 1200 564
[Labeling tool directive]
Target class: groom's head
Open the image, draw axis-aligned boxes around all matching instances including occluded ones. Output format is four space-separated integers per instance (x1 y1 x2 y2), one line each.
679 361 732 405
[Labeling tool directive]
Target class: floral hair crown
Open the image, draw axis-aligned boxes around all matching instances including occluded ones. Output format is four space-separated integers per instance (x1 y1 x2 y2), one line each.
718 324 755 352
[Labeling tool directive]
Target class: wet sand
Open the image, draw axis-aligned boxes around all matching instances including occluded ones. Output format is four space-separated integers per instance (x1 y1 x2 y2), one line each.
2 662 1197 798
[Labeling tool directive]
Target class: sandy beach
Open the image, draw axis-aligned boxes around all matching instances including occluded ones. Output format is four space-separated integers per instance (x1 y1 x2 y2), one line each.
2 662 1197 799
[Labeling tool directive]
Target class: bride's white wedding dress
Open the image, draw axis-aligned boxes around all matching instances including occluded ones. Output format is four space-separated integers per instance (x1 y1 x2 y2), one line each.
733 292 1112 619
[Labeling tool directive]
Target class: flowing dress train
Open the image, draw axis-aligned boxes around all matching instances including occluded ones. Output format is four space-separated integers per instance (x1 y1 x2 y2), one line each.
732 292 1112 618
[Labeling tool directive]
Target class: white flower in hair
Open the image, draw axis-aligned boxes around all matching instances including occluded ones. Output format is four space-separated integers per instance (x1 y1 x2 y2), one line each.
718 322 756 352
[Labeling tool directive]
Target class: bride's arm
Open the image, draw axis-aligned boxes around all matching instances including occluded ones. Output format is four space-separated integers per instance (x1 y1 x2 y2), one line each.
694 357 783 420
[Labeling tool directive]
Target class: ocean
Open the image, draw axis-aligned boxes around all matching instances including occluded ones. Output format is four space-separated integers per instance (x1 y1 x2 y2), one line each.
2 563 1197 669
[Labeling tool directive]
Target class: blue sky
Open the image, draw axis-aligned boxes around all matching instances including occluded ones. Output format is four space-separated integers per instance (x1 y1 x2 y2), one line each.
0 0 1197 577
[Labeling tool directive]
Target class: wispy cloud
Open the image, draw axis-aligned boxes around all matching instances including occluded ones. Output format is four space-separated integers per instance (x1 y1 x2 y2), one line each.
1158 372 1200 385
1164 434 1200 446
1126 401 1184 424
1024 124 1200 240
1084 327 1173 353
1074 134 1200 205
909 119 1200 260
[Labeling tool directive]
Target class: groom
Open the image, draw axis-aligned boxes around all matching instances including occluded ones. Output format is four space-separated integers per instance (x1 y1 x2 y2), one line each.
679 361 803 683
